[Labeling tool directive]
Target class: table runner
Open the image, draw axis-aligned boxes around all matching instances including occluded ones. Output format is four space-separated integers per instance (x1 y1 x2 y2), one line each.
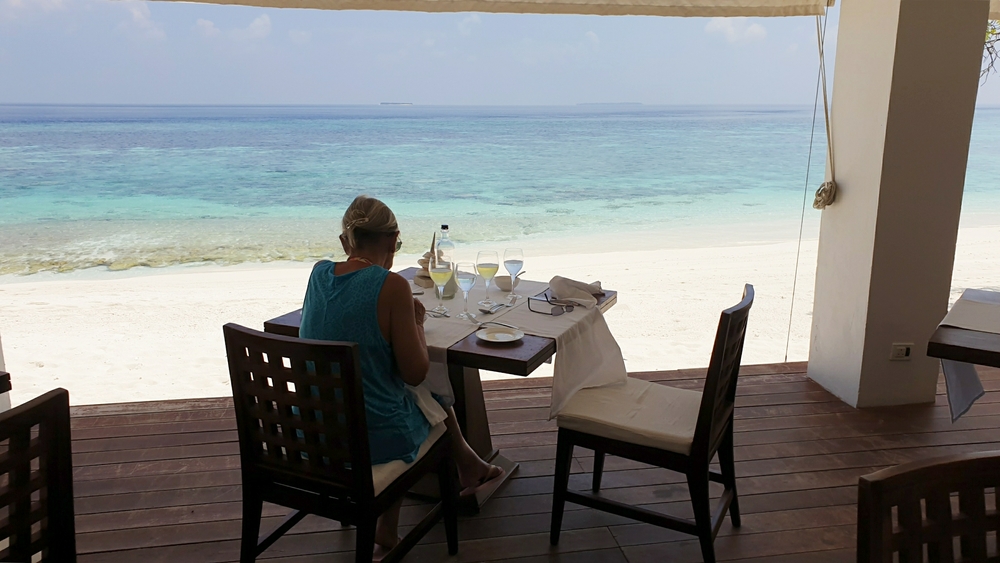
940 289 1000 335
498 286 627 419
412 277 626 419
410 280 543 405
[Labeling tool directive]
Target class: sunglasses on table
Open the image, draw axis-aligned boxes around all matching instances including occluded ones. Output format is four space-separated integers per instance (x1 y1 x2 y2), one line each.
527 294 575 316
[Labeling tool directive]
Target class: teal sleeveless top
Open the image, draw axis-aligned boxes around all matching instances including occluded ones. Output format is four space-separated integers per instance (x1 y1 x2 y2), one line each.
300 261 430 465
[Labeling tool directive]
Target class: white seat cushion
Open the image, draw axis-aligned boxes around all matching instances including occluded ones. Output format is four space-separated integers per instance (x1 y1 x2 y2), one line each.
556 377 703 455
371 422 447 496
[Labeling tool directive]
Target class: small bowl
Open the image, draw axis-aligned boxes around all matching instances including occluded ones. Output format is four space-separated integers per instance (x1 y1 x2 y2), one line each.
494 276 520 292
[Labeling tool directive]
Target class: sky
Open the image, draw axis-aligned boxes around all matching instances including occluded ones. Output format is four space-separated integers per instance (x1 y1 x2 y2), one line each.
0 0 998 106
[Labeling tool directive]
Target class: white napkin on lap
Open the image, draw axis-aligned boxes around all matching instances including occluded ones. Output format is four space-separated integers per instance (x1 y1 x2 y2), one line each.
549 276 604 309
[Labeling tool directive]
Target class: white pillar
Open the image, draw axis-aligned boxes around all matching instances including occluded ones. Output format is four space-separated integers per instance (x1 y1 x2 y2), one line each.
808 0 989 407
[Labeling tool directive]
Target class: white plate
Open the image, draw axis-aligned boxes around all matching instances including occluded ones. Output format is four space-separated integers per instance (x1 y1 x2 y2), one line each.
476 326 524 343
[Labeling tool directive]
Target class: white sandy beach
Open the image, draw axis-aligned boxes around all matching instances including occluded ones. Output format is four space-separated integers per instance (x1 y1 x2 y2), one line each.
1 224 998 407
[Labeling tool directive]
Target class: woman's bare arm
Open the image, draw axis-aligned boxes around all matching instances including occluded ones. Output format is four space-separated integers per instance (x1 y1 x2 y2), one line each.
385 273 429 386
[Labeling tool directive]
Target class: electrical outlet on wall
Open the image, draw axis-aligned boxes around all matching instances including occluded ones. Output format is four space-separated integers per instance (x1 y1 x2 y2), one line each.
890 343 914 361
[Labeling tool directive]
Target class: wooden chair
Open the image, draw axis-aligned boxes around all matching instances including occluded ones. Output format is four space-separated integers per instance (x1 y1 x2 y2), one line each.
0 386 76 562
223 324 459 563
858 450 1000 563
550 285 754 563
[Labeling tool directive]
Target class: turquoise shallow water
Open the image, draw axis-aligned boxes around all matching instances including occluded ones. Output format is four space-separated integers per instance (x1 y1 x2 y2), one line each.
1 104 998 275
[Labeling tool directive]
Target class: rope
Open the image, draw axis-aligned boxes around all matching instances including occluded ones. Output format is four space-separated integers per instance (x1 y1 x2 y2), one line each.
784 12 829 363
813 13 837 210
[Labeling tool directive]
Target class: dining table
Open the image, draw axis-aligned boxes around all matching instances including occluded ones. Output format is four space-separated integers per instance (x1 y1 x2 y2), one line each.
927 289 1000 369
926 289 1000 421
263 266 618 511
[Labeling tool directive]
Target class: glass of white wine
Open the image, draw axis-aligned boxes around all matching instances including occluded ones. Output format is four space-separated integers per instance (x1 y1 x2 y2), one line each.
429 260 454 316
476 250 499 308
503 248 524 304
455 262 478 320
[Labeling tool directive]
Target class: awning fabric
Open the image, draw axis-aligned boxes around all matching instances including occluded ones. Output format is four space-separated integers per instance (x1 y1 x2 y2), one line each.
993 0 1000 19
160 0 840 17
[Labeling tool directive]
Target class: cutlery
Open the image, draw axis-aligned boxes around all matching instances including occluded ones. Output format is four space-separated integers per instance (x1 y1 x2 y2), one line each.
426 311 449 319
478 303 505 315
469 318 519 330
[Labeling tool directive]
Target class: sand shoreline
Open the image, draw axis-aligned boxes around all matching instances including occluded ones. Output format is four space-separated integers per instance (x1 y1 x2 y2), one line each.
1 224 997 407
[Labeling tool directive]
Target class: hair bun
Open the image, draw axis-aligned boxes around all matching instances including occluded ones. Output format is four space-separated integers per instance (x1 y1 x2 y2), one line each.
345 216 370 230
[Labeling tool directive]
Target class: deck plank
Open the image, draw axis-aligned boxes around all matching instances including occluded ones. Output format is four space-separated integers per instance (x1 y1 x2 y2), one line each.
68 362 1000 562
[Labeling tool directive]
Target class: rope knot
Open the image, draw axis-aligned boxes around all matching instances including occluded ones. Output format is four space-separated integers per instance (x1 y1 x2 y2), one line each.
813 180 837 210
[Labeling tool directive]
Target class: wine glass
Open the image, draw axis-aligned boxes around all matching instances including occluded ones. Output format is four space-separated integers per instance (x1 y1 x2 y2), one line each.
429 261 453 315
503 248 524 304
476 251 499 307
455 262 478 320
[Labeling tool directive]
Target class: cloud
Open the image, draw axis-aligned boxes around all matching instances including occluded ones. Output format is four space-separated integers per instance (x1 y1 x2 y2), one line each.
705 18 767 44
231 14 271 40
119 1 165 40
195 18 220 38
1 0 64 21
458 14 480 37
288 29 311 45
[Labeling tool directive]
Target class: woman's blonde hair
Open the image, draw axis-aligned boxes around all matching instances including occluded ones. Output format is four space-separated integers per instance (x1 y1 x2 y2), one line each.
342 195 399 251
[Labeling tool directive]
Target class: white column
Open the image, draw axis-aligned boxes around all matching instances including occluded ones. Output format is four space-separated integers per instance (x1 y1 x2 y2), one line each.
808 0 989 407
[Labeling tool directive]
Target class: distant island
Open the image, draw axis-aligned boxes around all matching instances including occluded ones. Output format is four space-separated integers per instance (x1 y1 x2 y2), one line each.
380 102 413 106
577 102 643 106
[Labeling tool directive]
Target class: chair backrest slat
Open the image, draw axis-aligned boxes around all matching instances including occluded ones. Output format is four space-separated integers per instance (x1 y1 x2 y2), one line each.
858 450 1000 563
690 285 754 463
0 387 76 563
224 323 375 499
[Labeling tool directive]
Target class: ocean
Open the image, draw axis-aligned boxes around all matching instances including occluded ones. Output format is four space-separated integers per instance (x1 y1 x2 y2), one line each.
2 104 998 276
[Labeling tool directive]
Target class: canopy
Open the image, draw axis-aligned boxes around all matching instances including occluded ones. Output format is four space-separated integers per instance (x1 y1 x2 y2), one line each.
160 0 1000 18
163 0 841 17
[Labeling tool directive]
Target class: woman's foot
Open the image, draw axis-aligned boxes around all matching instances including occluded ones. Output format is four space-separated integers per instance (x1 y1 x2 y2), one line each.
374 530 400 551
458 463 505 497
372 535 401 562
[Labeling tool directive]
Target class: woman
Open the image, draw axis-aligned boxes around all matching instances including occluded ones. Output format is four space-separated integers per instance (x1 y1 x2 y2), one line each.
299 195 503 555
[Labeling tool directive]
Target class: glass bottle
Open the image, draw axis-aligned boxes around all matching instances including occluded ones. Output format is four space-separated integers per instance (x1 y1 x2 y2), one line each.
436 225 457 299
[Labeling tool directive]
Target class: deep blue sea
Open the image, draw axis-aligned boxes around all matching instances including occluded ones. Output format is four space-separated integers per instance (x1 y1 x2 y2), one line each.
2 104 998 275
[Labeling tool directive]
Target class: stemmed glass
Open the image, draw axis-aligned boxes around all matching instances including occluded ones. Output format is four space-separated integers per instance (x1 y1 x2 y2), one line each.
503 248 524 304
476 251 499 308
455 262 478 320
429 260 453 315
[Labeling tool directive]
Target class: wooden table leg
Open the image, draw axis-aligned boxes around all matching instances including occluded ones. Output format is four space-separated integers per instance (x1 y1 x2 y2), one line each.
448 363 519 513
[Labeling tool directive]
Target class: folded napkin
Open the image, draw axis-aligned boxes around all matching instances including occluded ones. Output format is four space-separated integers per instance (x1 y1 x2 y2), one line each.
549 276 604 309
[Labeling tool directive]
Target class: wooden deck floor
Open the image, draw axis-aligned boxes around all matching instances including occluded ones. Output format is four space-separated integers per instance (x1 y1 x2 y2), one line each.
68 361 1000 562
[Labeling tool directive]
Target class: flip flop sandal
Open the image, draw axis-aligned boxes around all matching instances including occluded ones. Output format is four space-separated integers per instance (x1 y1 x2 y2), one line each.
459 464 505 498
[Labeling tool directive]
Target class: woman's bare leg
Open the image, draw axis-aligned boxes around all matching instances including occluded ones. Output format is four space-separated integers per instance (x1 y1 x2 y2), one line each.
443 406 502 488
374 499 402 550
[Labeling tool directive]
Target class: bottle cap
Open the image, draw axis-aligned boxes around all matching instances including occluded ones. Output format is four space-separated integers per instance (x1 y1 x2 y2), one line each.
441 224 449 230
